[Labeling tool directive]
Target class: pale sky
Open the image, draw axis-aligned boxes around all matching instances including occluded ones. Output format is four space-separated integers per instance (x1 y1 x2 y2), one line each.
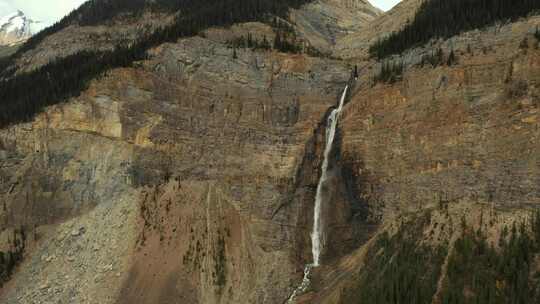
371 0 402 11
0 0 87 31
0 0 402 32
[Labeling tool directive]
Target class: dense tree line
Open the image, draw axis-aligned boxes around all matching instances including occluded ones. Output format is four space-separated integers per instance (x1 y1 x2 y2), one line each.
343 214 447 304
203 15 323 59
441 211 540 304
344 210 540 304
0 0 314 128
373 45 459 85
226 33 272 51
225 17 307 54
0 49 133 127
370 0 540 59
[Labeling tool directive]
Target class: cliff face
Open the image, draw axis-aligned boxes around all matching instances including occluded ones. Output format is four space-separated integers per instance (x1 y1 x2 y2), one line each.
304 13 540 304
1 0 540 303
342 15 540 220
0 32 356 303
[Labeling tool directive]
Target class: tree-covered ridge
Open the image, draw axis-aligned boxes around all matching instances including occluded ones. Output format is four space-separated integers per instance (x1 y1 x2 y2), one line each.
370 0 540 59
0 0 314 128
343 213 448 304
343 210 540 304
441 212 540 304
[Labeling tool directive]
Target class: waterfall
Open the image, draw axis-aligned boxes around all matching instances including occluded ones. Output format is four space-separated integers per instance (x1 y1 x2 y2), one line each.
312 85 348 267
287 85 348 303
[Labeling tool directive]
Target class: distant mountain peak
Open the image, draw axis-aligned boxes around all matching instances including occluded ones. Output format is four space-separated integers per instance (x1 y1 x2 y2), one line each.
0 10 39 46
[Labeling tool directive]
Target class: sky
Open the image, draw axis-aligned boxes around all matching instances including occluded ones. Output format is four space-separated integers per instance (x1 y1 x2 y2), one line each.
371 0 401 11
0 0 402 32
0 0 87 31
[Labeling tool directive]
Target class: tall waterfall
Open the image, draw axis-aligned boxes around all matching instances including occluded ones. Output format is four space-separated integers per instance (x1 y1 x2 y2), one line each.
312 85 348 267
287 85 348 303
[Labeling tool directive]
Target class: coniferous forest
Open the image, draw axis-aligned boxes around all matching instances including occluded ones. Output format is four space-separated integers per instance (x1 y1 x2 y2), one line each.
441 213 540 304
345 213 447 304
370 0 540 59
0 0 313 128
343 210 540 304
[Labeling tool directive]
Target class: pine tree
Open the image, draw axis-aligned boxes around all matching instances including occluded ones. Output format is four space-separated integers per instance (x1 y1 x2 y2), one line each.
447 50 457 66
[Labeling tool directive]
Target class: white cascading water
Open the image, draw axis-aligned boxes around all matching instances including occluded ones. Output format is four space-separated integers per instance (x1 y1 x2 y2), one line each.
287 85 348 303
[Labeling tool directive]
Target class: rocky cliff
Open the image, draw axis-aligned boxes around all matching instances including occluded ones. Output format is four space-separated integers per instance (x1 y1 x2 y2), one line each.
0 0 539 303
302 11 540 304
0 23 354 304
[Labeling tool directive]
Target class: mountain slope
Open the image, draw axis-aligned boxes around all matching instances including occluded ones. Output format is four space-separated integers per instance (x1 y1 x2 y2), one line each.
334 0 424 59
0 34 352 304
291 0 382 53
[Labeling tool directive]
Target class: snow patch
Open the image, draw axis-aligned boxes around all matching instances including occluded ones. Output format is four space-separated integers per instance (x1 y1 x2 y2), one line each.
0 10 38 45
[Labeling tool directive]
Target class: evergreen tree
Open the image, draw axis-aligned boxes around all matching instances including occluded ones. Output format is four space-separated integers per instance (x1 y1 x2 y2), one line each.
447 50 457 66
